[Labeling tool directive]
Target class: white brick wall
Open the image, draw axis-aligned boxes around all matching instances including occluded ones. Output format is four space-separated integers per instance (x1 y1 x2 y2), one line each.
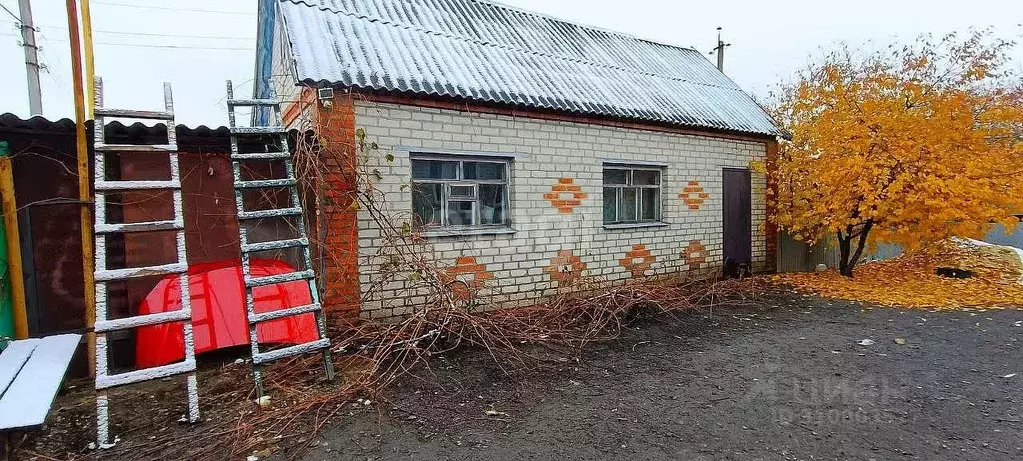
354 101 769 319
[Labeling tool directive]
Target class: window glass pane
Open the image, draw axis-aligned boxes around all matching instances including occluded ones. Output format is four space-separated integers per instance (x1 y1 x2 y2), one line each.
447 201 474 226
633 170 660 186
603 187 618 223
449 184 476 199
411 159 458 180
620 188 638 222
479 184 506 225
603 168 628 185
641 188 660 221
411 183 442 227
464 162 505 181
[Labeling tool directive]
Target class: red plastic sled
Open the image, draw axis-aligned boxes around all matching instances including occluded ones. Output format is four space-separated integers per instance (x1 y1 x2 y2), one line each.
135 259 318 368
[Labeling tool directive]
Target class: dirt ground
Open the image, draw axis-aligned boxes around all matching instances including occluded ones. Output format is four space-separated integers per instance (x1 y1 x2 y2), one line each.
297 292 1023 461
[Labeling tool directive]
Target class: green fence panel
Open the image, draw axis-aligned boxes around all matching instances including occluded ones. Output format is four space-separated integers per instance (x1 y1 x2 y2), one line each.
0 140 12 341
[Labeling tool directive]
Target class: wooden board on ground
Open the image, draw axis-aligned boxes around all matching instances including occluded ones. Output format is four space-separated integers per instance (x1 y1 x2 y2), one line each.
0 334 81 432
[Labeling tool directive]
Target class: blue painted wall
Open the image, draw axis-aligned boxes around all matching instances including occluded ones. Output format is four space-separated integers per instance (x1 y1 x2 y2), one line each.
252 0 277 125
866 242 904 261
984 223 1023 249
865 223 1023 261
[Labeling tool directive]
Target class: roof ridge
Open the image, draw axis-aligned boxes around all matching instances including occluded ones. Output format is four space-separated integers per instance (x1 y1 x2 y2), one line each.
463 0 699 52
280 0 746 94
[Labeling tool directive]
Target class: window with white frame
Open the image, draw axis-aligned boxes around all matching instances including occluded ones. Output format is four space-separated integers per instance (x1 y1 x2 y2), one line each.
602 165 662 224
410 155 510 229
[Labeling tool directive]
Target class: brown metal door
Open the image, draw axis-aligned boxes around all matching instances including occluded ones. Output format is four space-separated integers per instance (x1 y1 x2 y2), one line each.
723 168 752 267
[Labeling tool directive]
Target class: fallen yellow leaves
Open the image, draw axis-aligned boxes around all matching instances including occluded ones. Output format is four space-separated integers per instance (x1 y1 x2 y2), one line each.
773 240 1023 309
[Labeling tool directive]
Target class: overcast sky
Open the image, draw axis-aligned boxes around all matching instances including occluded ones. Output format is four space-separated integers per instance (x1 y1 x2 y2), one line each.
0 0 1020 126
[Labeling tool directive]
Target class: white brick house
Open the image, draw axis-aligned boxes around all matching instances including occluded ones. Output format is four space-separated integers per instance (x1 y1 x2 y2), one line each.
254 0 782 318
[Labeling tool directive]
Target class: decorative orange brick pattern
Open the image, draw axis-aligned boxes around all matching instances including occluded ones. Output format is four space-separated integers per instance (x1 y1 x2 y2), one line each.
543 177 588 213
545 249 587 283
679 180 710 210
682 240 708 269
619 244 656 278
444 256 495 299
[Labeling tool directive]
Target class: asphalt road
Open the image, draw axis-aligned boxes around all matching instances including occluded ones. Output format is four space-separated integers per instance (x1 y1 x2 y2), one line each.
303 293 1023 460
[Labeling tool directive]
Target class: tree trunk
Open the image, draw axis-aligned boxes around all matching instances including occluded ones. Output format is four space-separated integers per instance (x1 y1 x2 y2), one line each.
837 221 874 278
837 233 853 277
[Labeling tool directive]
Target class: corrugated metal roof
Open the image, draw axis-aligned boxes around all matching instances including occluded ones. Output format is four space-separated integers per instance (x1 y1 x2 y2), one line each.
276 0 781 136
0 113 232 138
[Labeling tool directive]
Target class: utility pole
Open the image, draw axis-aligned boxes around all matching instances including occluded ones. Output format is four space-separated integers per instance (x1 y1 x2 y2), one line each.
711 26 731 74
18 0 43 115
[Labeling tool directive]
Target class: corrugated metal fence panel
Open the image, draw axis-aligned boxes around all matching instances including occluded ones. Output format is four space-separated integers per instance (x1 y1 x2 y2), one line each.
776 232 840 273
0 115 292 376
277 0 781 136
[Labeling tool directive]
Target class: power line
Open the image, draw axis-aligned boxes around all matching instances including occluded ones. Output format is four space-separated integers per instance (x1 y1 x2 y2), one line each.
94 41 253 51
0 20 250 41
0 30 252 50
93 28 249 41
0 1 19 22
92 1 254 16
1 30 252 50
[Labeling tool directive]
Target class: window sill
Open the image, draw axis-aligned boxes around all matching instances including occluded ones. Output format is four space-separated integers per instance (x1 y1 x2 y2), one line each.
603 222 670 230
418 227 517 238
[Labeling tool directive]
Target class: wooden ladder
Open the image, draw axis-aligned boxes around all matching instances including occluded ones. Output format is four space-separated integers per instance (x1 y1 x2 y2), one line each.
92 78 199 446
226 80 334 399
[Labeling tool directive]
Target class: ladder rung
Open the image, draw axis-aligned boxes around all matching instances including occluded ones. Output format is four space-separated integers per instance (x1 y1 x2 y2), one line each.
96 359 196 390
252 339 330 365
95 108 173 120
231 126 286 135
95 308 191 333
95 219 182 234
232 152 291 161
235 178 296 189
249 303 321 324
238 207 303 220
96 262 187 282
242 238 307 253
227 98 277 107
246 270 315 288
95 144 177 153
96 180 180 191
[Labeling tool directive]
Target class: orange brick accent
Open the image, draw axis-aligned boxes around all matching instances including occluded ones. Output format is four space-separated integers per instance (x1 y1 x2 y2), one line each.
679 180 710 210
682 240 708 270
312 91 361 315
444 256 495 299
545 177 587 213
283 87 318 128
545 249 587 283
619 244 656 278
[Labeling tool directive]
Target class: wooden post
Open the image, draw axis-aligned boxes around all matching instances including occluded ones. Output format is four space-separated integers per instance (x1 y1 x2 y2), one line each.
81 0 95 119
65 0 96 375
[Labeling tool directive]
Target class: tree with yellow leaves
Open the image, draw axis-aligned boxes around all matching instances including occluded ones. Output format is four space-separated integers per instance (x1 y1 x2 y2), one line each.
770 30 1023 277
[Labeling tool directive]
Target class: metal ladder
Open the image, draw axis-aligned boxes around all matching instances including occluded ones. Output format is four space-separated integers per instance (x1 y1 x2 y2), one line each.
92 78 199 446
225 80 334 398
